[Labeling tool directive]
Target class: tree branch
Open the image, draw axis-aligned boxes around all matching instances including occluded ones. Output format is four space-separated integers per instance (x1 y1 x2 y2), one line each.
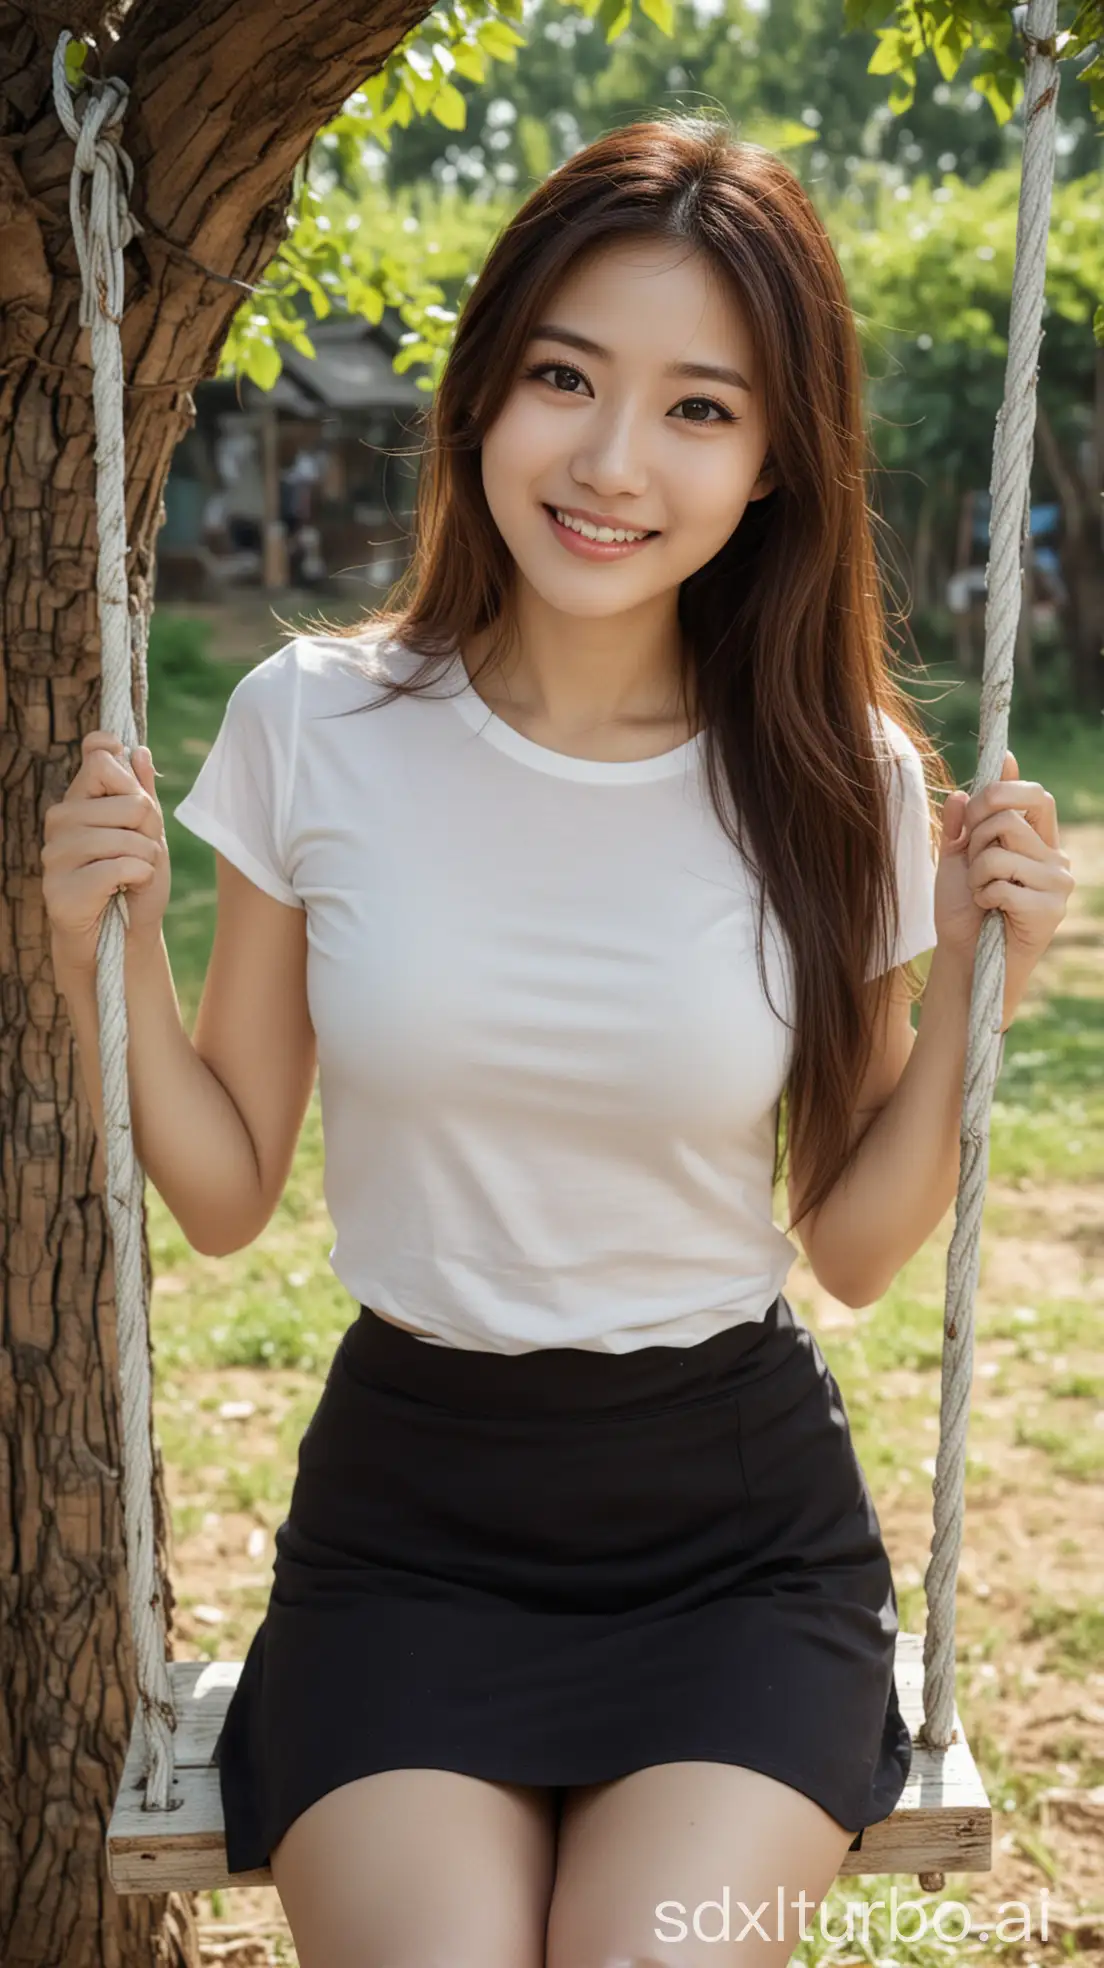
116 0 431 205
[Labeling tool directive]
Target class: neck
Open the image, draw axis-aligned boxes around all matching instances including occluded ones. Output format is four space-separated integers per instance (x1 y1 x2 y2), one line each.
465 588 699 744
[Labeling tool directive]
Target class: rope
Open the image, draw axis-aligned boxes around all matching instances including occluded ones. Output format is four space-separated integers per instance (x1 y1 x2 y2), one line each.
50 0 1060 1843
51 33 178 1815
917 0 1060 1759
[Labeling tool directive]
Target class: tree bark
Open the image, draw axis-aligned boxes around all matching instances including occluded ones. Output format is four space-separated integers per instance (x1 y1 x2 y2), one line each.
0 2 433 1961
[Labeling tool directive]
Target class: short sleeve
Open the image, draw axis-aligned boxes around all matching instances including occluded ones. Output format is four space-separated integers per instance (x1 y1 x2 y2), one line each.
172 641 304 909
865 723 938 980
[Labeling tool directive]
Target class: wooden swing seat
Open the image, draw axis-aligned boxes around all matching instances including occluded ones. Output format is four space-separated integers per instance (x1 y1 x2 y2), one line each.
106 1629 992 1895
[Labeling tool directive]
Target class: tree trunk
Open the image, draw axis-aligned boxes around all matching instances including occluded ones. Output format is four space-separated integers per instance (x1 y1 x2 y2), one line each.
1066 545 1104 717
0 3 433 1960
1035 396 1104 716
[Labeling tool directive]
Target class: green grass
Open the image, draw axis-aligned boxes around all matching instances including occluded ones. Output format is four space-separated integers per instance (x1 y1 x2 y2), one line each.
903 634 1104 823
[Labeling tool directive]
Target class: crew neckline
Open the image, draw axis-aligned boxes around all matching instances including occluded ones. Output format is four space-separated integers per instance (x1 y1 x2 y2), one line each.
444 646 706 784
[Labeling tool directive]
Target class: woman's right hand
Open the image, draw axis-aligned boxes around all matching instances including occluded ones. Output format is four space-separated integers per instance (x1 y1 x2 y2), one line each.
43 733 170 974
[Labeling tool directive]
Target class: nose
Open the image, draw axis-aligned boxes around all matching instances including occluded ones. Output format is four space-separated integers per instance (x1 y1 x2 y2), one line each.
570 398 650 500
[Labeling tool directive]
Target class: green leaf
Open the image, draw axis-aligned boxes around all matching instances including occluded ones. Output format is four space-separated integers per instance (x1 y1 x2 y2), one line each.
64 39 88 90
360 72 389 113
403 44 435 79
405 68 440 114
932 35 959 80
351 282 386 326
844 0 895 26
450 42 486 82
597 0 632 38
243 338 282 392
1094 301 1104 347
932 12 969 81
429 80 467 129
972 67 1019 125
868 29 907 75
392 339 435 372
738 114 818 150
476 18 526 59
281 260 332 319
639 0 676 33
282 321 318 357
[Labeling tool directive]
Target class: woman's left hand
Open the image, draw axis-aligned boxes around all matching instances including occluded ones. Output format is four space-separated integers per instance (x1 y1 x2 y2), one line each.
934 750 1075 1015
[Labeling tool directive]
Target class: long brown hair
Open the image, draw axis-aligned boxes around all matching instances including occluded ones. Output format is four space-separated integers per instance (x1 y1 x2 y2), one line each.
300 109 952 1240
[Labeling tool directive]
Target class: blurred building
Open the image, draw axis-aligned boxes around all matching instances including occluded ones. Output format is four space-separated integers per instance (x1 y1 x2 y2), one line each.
157 304 428 601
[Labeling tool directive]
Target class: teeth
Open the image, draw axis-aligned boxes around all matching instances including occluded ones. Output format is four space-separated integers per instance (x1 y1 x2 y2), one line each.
553 508 649 544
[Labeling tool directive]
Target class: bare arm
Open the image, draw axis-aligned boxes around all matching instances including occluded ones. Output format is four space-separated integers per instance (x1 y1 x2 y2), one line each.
794 942 1004 1308
53 927 265 1256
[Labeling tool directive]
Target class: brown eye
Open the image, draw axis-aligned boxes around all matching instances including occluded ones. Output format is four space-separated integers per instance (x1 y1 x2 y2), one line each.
524 360 589 394
672 397 736 425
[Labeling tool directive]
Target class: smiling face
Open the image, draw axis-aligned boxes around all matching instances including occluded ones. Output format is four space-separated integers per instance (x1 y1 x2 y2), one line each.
479 235 775 626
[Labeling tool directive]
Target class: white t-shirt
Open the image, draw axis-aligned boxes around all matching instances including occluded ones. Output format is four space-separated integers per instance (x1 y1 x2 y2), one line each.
173 630 938 1354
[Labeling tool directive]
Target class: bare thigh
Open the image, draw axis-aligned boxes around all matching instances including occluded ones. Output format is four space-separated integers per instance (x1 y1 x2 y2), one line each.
270 1768 558 1968
546 1761 856 1967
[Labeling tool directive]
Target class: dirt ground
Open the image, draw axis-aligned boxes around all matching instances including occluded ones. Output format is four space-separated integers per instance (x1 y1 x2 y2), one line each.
172 813 1104 1967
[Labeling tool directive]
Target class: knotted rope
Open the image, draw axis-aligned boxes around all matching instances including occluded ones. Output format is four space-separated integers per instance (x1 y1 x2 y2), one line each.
52 33 177 1815
50 0 1059 1849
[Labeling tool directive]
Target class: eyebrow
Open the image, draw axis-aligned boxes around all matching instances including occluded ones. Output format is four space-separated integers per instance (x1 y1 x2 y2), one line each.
529 322 753 394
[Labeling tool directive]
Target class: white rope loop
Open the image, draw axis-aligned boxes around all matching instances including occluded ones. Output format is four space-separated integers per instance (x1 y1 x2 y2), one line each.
918 0 1060 1752
52 32 178 1816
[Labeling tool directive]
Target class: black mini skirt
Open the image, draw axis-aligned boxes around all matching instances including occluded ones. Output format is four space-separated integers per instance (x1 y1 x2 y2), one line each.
213 1293 912 1876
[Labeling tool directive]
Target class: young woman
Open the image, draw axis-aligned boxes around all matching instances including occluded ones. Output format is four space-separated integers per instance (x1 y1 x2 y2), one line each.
47 112 1072 1967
